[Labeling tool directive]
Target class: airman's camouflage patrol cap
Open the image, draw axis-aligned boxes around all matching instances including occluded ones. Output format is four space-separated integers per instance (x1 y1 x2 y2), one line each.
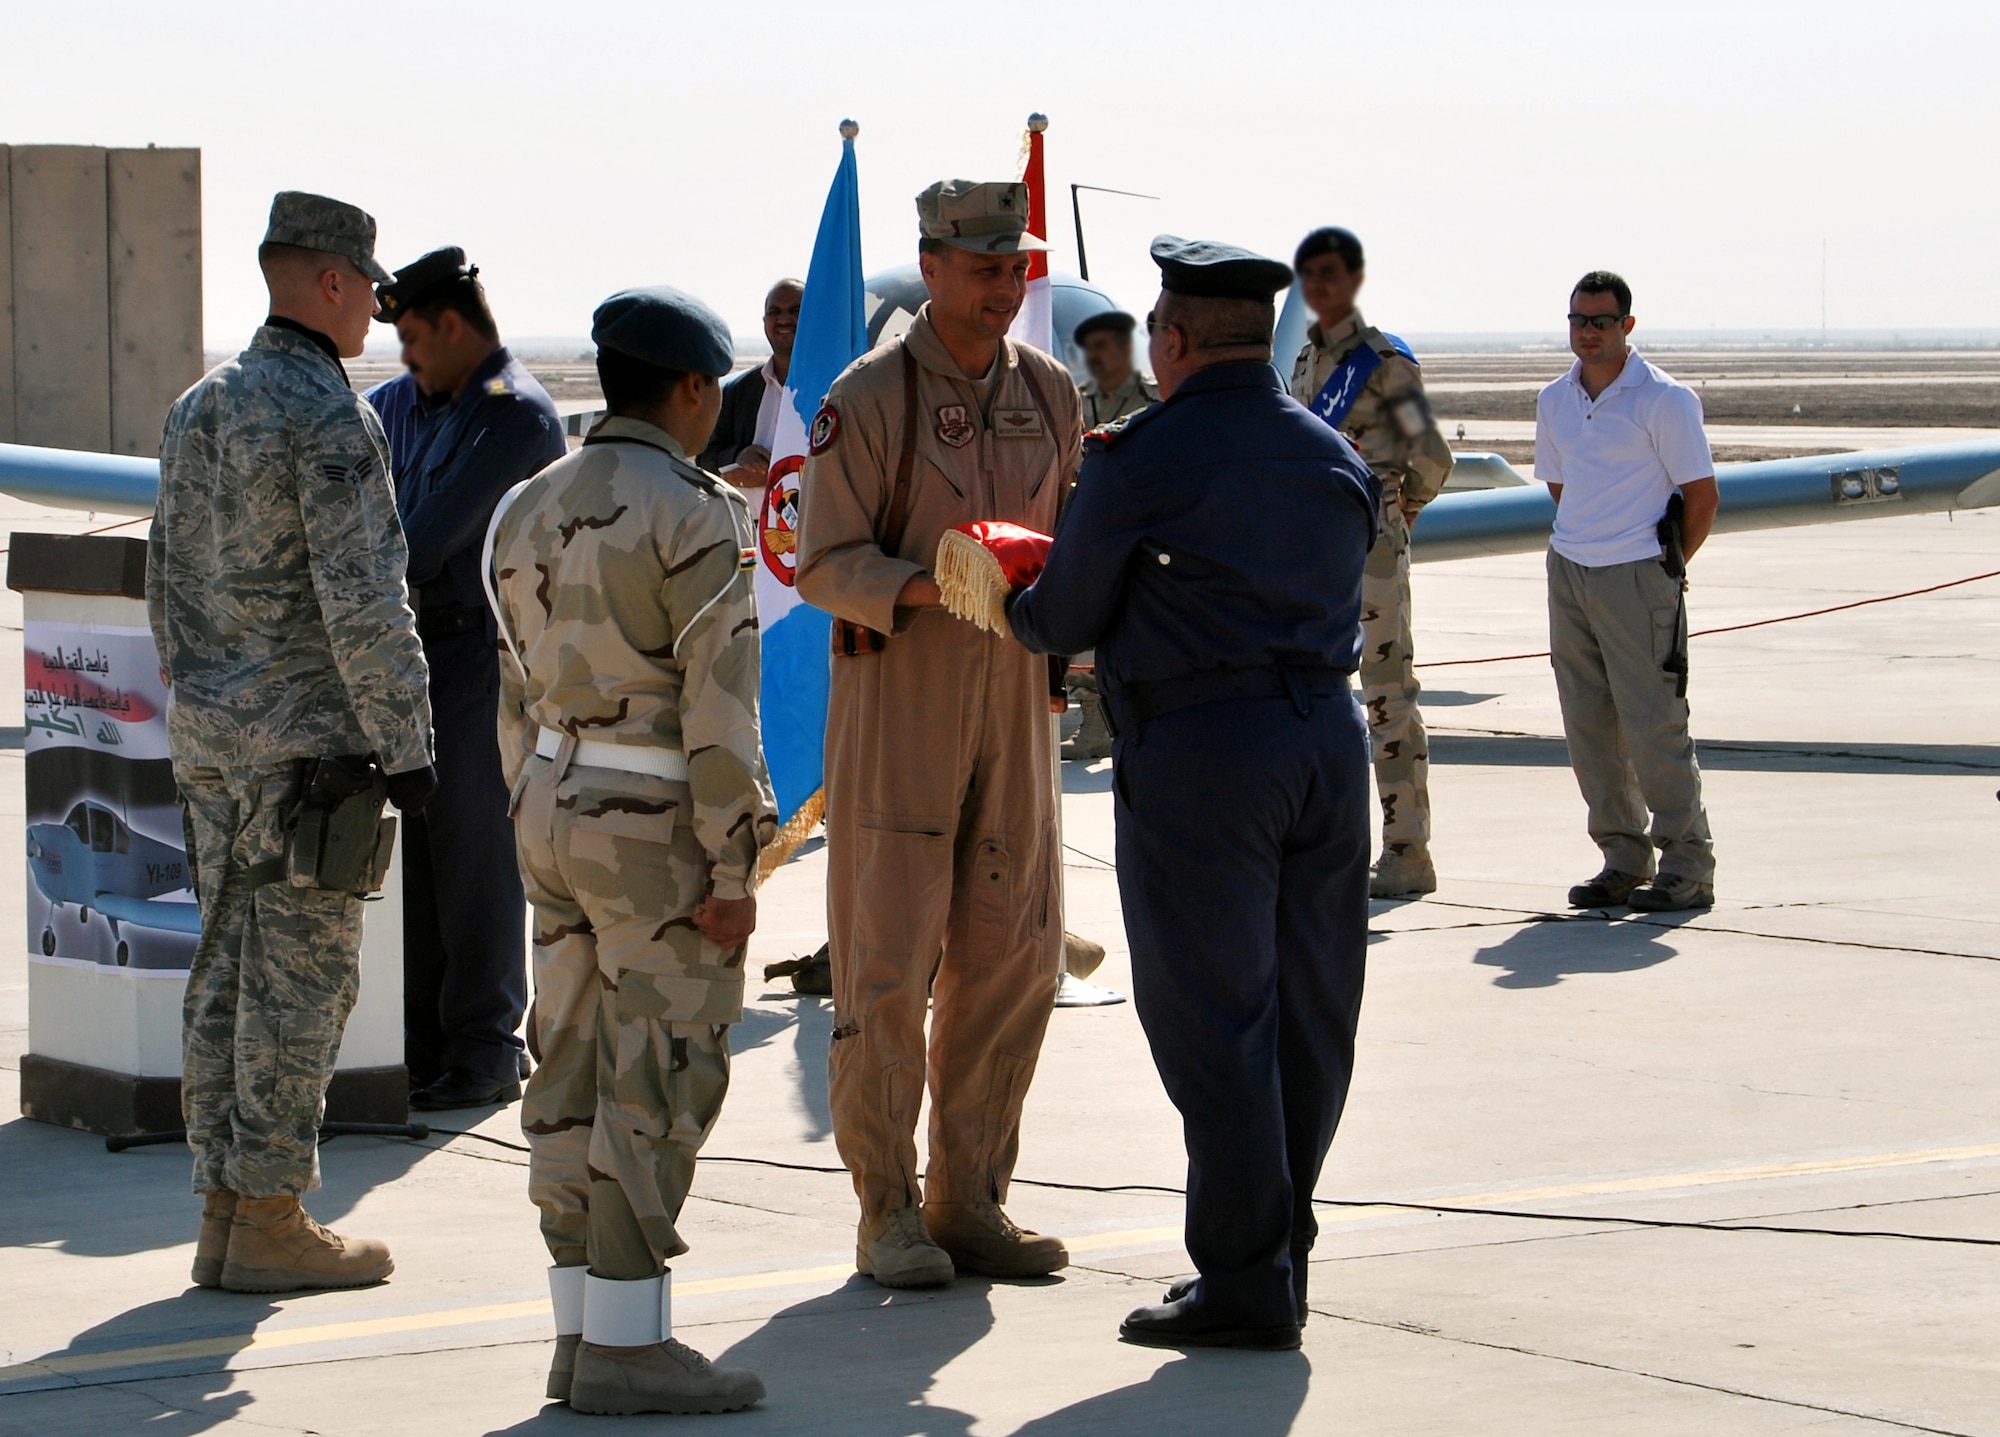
263 191 394 284
915 179 1050 255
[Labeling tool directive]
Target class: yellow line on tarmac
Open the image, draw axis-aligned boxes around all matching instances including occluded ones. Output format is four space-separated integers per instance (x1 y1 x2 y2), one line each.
1433 1140 2000 1209
6 1139 1997 1388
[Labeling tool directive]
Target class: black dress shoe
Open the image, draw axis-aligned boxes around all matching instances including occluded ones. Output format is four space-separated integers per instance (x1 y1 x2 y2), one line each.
410 1068 523 1111
1119 1297 1300 1351
1164 1275 1310 1327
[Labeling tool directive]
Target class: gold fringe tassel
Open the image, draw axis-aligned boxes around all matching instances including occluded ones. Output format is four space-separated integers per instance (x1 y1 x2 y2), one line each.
757 787 826 882
933 530 1013 635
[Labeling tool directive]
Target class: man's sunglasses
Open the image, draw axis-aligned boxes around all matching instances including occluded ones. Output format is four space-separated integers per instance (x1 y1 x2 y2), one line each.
1567 312 1628 331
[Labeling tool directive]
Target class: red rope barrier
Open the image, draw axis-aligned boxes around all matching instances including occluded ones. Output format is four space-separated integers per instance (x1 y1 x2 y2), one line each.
1417 567 2000 670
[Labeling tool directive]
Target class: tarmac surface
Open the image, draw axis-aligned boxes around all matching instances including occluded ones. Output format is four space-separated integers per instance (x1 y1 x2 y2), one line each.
3 479 2000 1433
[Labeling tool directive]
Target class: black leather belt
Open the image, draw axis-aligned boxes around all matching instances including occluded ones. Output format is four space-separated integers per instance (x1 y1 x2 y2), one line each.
1107 664 1352 733
417 602 488 640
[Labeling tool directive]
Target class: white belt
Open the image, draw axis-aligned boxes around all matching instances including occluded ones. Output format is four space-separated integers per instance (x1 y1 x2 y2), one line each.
536 726 688 782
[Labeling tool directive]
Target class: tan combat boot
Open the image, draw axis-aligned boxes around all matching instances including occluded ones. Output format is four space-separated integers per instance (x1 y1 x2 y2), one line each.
546 1264 586 1401
220 1194 394 1294
568 1340 765 1415
1369 845 1437 899
1062 931 1106 980
924 1202 1069 1278
857 1206 955 1289
191 1190 237 1288
1062 683 1113 762
548 1334 582 1402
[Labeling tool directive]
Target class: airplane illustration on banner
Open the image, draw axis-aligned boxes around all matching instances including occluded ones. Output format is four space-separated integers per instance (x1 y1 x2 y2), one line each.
27 800 201 965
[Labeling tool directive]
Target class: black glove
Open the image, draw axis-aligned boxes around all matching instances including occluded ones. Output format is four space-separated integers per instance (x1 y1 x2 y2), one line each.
385 764 439 815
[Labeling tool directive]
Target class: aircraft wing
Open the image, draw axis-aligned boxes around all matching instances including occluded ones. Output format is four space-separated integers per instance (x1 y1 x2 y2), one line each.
1415 441 2000 563
0 442 158 516
93 893 204 935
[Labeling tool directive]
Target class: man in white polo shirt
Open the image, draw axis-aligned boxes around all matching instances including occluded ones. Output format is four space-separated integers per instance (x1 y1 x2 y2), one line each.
1535 271 1719 912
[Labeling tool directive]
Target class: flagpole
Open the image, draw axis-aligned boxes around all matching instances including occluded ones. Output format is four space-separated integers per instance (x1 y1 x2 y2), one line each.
1018 111 1124 1009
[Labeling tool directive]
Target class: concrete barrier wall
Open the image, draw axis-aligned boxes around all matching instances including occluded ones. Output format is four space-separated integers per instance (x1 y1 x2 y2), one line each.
0 148 13 440
108 149 203 457
1 145 201 455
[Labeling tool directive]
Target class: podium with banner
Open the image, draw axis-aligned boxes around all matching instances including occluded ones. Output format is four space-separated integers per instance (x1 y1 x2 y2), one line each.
9 531 407 1134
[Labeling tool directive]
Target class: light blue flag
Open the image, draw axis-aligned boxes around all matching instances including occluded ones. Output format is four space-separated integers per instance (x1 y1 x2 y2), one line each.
751 121 867 845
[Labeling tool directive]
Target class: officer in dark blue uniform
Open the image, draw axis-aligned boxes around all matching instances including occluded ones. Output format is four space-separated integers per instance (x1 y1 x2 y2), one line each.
364 249 568 1110
1009 236 1380 1351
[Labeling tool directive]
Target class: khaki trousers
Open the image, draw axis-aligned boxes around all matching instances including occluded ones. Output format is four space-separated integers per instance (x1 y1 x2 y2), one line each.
514 752 739 1280
1361 495 1430 850
1547 550 1716 884
824 609 1061 1218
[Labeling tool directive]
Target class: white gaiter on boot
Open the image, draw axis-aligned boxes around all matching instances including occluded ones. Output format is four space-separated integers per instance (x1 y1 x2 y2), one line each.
583 1273 663 1347
659 1267 673 1340
548 1265 585 1337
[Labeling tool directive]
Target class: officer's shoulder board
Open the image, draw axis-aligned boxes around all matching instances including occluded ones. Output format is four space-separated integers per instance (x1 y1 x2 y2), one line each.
483 373 519 398
1085 400 1167 452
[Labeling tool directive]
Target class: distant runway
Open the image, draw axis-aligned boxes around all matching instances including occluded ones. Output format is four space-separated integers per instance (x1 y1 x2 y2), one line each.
1444 418 2000 454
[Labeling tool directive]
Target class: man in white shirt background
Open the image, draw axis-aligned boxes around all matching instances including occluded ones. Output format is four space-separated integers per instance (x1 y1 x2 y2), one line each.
697 277 803 488
1535 271 1719 913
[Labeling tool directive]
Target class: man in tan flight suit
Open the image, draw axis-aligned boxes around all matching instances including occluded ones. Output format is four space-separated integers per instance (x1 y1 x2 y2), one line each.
796 179 1082 1289
489 286 775 1416
1289 226 1454 898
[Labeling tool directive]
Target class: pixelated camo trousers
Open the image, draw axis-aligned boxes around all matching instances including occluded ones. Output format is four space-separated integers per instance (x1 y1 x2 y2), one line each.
180 763 364 1198
1361 494 1431 850
514 751 741 1280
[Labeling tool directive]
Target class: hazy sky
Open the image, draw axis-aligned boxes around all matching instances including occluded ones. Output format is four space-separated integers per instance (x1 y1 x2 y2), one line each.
6 1 1997 348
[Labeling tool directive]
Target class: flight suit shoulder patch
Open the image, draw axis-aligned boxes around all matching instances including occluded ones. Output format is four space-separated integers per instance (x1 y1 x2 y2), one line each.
808 403 840 455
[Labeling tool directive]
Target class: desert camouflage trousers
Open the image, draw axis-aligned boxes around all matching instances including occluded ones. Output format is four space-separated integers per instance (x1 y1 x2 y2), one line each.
1361 492 1432 851
180 763 364 1197
514 748 742 1281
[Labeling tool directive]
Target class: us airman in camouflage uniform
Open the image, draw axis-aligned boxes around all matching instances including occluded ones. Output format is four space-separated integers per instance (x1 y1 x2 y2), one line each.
488 286 773 1416
1289 227 1453 897
148 192 435 1294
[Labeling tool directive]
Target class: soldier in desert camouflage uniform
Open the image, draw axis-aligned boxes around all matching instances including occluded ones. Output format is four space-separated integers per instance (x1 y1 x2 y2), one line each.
1288 226 1454 898
486 286 775 1417
147 192 437 1295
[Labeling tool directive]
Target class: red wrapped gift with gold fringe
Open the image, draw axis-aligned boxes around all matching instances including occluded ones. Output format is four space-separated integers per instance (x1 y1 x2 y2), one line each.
933 521 1053 635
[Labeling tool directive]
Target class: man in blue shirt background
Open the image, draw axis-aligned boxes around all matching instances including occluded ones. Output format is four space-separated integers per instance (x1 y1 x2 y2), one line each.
1009 236 1379 1352
366 248 567 1110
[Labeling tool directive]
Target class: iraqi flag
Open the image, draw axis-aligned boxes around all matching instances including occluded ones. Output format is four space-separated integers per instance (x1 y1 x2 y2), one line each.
754 121 867 868
1007 113 1056 357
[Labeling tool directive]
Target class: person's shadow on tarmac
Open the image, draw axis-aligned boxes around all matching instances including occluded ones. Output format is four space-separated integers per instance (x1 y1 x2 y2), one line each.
0 1290 279 1433
717 1278 997 1436
1473 913 1686 988
1011 1349 1311 1436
